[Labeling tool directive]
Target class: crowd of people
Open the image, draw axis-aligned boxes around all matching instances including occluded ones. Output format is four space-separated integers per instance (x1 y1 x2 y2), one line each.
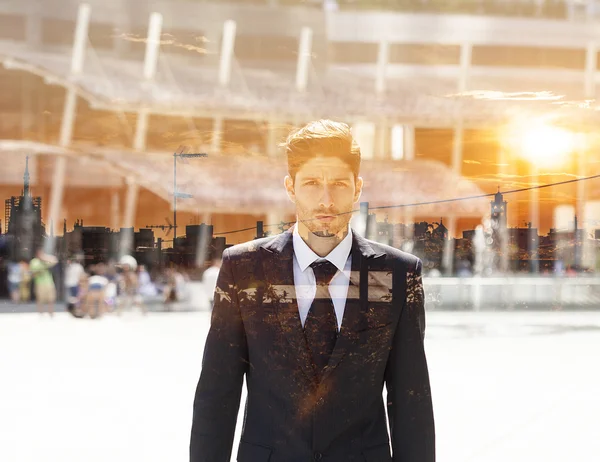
6 250 194 319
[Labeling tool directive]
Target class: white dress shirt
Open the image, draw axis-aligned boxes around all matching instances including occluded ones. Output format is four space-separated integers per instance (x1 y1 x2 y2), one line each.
292 222 353 331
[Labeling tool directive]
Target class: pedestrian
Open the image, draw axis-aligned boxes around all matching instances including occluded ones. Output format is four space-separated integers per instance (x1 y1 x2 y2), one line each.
19 260 31 303
85 264 109 319
201 257 222 310
117 258 144 315
7 260 22 303
29 248 58 317
162 267 178 311
64 255 85 316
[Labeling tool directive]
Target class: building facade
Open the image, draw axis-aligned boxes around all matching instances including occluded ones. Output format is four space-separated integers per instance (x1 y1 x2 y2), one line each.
1 0 599 272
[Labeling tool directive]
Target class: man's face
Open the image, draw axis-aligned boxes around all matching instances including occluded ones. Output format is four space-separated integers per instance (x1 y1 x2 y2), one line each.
285 156 362 237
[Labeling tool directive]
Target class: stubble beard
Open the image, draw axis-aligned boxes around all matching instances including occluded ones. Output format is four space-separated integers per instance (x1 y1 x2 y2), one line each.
297 201 350 239
312 229 335 238
303 216 346 239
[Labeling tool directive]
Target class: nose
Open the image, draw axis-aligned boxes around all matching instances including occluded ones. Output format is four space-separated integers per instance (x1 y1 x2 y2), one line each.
319 184 334 208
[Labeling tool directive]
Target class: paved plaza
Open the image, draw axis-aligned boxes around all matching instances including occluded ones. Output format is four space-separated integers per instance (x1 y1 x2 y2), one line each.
1 308 599 462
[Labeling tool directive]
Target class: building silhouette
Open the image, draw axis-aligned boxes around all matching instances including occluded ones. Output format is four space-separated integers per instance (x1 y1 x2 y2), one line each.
169 224 226 267
62 220 160 265
490 188 508 230
4 156 46 261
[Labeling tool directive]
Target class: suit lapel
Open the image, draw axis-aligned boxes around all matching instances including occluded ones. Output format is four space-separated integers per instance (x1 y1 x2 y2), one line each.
259 226 386 385
260 229 318 384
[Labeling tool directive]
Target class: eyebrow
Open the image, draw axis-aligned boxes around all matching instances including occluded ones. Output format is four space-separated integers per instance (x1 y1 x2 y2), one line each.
301 177 351 181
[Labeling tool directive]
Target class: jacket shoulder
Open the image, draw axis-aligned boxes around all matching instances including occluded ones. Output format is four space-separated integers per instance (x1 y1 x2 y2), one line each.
223 234 279 260
363 238 420 269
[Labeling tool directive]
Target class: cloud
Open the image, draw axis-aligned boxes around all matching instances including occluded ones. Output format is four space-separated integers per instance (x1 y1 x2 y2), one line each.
114 32 209 55
492 172 580 181
551 99 596 109
513 197 568 203
463 160 481 165
445 90 564 101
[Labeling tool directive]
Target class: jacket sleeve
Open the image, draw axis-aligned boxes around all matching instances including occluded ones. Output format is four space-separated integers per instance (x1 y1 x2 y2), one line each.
190 249 248 462
384 257 436 462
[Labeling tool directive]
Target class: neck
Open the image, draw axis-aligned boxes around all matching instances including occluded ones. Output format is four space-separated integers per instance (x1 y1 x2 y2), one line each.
296 220 349 257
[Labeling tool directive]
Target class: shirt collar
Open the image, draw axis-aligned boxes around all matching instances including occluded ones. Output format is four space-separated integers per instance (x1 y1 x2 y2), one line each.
292 221 352 273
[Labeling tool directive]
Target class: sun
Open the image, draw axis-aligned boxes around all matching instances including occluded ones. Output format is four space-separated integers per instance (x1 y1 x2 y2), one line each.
520 124 574 166
504 120 576 168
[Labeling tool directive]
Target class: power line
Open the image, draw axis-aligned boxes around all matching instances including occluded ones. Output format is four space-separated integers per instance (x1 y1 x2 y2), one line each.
215 226 258 236
213 173 600 236
369 173 600 211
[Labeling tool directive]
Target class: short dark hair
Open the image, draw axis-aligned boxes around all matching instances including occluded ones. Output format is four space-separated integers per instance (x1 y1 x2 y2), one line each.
282 119 361 182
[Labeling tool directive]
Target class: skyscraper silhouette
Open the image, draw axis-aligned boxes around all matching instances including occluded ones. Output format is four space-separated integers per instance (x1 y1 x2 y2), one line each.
4 156 46 260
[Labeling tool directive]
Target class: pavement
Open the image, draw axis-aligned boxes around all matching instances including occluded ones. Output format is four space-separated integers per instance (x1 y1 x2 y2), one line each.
0 299 203 314
1 310 599 462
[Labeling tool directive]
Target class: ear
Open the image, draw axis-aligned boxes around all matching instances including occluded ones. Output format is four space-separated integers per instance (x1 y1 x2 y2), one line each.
284 175 296 204
353 176 363 203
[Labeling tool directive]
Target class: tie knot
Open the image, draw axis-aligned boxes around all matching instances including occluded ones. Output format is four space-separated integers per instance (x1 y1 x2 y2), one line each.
310 260 338 285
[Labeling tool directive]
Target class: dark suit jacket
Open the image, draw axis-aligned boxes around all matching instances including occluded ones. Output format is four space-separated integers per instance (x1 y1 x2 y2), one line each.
190 226 435 462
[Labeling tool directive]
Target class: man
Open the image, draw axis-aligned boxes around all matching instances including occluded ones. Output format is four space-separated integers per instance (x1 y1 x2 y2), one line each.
116 261 143 315
85 263 110 319
190 120 435 462
29 248 58 317
64 255 85 316
7 260 23 303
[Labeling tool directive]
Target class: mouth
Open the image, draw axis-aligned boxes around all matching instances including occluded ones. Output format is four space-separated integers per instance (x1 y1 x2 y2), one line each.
315 215 335 222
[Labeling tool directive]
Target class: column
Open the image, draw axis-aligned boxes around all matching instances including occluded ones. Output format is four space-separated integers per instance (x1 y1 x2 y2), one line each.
375 39 389 95
458 42 472 93
123 11 162 257
25 0 42 48
376 121 389 160
442 124 463 275
219 20 237 87
576 147 590 270
585 41 597 99
403 125 415 161
529 164 540 273
211 116 223 154
296 27 313 92
45 3 90 255
402 125 415 249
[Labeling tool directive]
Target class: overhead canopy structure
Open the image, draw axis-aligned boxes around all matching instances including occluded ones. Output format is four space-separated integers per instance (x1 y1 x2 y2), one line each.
96 148 490 217
0 141 122 188
1 42 599 128
0 141 489 218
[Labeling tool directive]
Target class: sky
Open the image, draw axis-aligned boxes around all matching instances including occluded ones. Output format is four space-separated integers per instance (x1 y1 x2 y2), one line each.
414 127 600 237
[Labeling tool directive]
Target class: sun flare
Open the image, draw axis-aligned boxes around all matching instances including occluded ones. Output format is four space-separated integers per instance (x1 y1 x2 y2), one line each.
504 120 576 168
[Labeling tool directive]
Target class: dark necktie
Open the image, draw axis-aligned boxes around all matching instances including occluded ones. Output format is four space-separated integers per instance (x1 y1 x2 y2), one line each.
304 260 339 380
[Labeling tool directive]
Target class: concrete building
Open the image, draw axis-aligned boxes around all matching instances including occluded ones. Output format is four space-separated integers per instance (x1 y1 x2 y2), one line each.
1 0 599 272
